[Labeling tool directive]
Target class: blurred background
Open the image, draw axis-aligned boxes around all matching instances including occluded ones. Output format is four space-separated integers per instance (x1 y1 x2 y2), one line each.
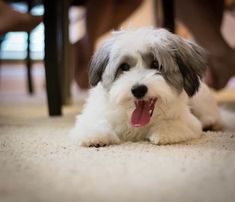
0 0 235 114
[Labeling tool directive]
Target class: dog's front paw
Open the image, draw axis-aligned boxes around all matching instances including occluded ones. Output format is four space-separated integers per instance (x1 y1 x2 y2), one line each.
70 126 120 147
78 133 121 147
148 132 175 145
200 115 223 131
70 119 121 147
148 133 161 145
148 120 202 145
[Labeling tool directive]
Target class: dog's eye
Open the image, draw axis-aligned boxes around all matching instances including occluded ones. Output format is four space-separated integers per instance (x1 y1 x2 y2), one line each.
119 63 130 71
151 60 160 70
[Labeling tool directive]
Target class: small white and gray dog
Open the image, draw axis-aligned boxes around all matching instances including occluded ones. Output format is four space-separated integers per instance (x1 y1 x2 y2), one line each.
70 27 222 147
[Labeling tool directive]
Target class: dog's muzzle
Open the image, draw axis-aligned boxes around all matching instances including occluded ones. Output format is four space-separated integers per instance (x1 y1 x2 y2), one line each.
130 84 157 127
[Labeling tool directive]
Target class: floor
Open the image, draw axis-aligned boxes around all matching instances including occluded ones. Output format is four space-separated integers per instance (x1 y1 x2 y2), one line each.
1 1 235 201
0 63 235 202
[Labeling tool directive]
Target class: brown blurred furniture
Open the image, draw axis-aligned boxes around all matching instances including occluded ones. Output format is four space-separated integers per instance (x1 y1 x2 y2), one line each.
0 0 38 95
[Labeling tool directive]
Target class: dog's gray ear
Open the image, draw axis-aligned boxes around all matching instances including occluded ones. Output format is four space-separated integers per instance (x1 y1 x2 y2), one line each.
175 39 207 97
89 39 114 86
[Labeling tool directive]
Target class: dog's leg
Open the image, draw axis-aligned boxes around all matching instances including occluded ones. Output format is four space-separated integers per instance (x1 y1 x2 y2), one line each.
190 82 223 131
70 119 120 147
70 84 120 147
147 112 202 145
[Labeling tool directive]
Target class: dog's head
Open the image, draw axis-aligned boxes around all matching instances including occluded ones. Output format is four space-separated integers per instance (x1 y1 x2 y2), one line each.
89 28 207 127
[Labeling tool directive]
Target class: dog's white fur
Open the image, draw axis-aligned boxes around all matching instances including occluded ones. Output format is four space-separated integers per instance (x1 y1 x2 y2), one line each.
70 28 222 147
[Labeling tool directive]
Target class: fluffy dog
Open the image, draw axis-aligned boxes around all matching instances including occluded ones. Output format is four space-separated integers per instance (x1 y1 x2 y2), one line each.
70 27 222 147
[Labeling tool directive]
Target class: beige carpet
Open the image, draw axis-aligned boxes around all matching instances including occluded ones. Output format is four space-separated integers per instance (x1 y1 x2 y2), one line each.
1 91 235 202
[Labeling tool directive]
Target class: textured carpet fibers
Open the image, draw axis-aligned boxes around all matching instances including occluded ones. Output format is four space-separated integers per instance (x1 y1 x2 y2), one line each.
0 93 235 202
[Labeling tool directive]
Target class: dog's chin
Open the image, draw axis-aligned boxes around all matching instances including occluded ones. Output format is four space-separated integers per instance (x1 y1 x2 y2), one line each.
130 97 158 128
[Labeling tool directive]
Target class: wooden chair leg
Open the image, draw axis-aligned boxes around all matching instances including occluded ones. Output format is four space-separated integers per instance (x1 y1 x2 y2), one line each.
162 0 175 33
59 0 71 105
0 43 1 63
0 35 6 82
26 0 34 95
43 0 63 116
153 0 175 33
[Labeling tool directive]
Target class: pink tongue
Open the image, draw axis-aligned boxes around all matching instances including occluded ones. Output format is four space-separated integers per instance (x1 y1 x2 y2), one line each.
131 100 151 127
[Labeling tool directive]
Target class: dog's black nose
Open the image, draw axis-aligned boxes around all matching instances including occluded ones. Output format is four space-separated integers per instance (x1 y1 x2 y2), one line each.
131 84 148 99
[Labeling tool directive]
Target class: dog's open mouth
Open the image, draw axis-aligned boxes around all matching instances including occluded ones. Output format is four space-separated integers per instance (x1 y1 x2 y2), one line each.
131 98 157 127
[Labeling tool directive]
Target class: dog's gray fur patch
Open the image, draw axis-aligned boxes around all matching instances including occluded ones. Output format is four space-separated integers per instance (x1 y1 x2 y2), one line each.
173 38 207 96
150 30 207 96
89 38 114 86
